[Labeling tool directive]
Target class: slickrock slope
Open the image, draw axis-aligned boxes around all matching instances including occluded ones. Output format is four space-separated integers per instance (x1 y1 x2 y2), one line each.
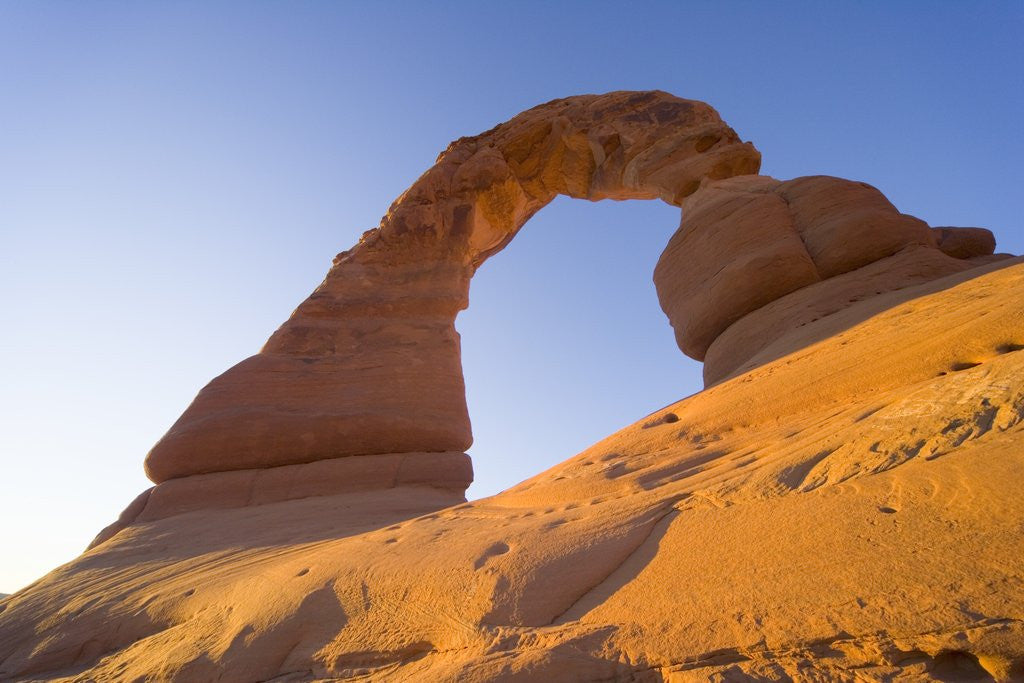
2 257 1021 682
1 92 1022 682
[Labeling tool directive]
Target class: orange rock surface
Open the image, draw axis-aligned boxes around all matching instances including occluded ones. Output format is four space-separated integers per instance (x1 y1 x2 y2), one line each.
652 174 1002 380
1 92 1021 682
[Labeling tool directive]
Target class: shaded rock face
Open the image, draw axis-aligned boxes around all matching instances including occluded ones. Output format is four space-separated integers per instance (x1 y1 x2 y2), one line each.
144 90 760 484
89 452 473 549
653 174 1001 384
933 225 997 259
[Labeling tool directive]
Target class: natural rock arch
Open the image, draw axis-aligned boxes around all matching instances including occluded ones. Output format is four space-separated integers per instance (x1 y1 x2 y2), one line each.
143 90 760 486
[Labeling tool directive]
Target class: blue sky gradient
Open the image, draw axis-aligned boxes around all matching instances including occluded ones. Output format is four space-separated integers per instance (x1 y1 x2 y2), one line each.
1 2 1021 592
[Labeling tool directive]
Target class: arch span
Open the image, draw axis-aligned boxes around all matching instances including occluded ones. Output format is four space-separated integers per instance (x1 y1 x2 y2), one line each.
144 91 761 485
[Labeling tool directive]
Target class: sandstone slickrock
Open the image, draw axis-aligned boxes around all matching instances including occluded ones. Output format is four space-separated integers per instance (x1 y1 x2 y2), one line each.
702 244 984 385
2 91 1022 682
2 257 1021 681
144 90 760 485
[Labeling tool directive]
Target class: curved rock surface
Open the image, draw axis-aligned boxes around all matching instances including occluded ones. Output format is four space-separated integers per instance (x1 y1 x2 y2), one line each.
2 91 1022 682
702 244 991 385
2 258 1022 681
144 90 760 484
654 174 1003 383
933 225 997 259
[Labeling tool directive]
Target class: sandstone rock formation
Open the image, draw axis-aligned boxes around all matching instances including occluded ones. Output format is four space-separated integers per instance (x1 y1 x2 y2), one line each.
653 174 1006 384
1 91 1022 682
2 256 1021 681
933 226 998 259
143 90 760 487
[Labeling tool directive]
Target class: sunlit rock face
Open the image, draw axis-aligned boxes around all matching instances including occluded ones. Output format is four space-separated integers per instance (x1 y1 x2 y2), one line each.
654 174 1004 384
3 258 1022 682
144 90 760 484
4 91 1022 682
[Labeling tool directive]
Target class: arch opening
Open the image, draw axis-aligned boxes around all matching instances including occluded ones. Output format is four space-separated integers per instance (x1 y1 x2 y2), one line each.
142 90 761 492
457 195 702 498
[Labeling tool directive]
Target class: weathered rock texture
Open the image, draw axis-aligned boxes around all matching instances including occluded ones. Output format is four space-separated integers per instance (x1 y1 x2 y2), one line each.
89 452 473 550
653 174 1004 384
144 90 760 484
2 257 1022 682
2 92 1022 682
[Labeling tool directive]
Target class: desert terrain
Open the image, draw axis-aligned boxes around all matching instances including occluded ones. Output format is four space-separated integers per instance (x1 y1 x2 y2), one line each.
1 91 1021 682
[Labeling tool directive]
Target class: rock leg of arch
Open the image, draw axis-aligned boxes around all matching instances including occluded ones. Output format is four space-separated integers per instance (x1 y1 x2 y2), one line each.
143 90 761 486
652 174 1004 386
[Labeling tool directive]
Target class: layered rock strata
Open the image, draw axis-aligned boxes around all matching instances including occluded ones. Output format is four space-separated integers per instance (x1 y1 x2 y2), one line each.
144 90 760 485
90 452 473 549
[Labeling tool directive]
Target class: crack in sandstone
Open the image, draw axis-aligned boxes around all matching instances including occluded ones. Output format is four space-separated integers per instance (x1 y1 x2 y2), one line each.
547 502 683 626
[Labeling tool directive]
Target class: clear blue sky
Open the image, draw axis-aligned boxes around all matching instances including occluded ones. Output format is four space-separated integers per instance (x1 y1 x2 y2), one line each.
1 2 1021 593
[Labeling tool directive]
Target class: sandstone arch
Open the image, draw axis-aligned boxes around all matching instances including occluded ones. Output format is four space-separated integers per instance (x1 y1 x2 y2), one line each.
143 91 760 485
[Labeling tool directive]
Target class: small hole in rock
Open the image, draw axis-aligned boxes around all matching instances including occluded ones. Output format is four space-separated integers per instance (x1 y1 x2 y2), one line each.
930 649 991 679
296 568 310 577
996 343 1024 354
878 506 897 514
663 412 679 424
950 361 981 372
